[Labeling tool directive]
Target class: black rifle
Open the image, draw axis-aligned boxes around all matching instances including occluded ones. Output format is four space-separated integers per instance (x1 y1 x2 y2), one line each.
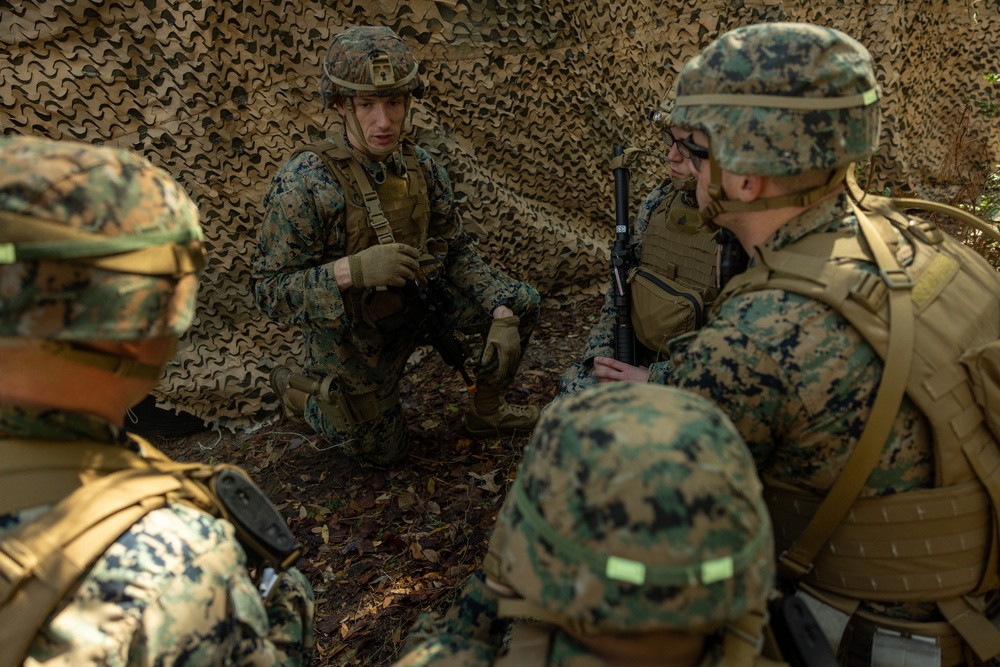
611 145 636 365
713 228 749 290
767 596 839 667
377 275 477 395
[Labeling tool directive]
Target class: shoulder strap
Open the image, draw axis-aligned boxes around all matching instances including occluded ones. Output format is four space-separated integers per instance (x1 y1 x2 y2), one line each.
0 436 299 665
0 448 185 666
845 164 1000 246
298 135 397 245
777 200 915 579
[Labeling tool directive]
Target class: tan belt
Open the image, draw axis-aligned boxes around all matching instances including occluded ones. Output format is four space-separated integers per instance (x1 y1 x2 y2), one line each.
765 477 991 601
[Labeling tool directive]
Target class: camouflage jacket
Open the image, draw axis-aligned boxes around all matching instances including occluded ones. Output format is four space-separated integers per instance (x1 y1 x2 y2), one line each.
252 137 512 332
0 405 315 666
651 193 935 619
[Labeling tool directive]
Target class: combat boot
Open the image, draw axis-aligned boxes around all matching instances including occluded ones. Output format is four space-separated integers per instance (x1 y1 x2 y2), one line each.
269 365 309 425
465 387 539 438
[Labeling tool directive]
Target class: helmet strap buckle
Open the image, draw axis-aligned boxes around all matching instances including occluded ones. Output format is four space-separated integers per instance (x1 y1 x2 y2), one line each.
369 52 396 89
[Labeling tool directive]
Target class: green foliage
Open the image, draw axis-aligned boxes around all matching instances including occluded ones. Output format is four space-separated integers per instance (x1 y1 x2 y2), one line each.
966 73 1000 119
977 168 1000 221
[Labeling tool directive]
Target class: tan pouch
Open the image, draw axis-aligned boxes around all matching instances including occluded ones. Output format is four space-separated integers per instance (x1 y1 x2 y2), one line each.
961 340 1000 441
629 267 706 353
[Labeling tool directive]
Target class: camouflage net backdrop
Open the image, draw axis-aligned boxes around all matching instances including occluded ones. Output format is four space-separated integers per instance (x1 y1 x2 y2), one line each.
2 0 997 430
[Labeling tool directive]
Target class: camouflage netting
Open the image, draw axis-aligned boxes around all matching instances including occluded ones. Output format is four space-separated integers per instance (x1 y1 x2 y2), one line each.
2 0 997 430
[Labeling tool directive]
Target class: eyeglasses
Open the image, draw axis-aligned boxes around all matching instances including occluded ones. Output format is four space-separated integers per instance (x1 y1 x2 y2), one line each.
678 137 710 171
661 129 710 170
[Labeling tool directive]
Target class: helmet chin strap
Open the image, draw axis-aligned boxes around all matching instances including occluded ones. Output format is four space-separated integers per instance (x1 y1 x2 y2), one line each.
343 97 411 161
698 157 850 225
671 174 697 192
34 337 178 381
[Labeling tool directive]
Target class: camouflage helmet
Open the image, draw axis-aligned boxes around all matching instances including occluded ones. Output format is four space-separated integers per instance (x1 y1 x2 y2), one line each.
670 22 881 176
0 135 204 342
321 26 424 108
485 383 774 635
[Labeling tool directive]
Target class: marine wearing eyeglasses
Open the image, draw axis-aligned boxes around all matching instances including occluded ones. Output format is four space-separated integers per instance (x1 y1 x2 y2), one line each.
558 102 730 395
592 21 1000 666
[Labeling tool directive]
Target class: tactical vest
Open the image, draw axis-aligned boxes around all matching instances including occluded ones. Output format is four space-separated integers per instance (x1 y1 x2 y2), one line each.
296 135 437 327
628 187 719 356
719 185 1000 664
0 435 300 666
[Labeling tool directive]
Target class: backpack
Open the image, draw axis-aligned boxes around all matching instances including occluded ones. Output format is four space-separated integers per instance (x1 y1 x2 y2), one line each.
0 435 299 666
719 171 1000 663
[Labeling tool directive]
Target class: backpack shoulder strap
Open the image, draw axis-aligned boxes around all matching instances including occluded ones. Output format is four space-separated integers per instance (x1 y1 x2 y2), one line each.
757 201 916 580
295 136 351 174
0 440 184 666
845 163 1000 246
0 435 300 665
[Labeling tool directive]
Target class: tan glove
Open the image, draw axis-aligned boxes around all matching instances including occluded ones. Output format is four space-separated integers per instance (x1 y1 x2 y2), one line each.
481 316 521 379
348 243 420 288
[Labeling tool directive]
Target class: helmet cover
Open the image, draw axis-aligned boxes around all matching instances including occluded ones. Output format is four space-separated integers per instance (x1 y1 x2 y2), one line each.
0 135 203 341
487 382 774 634
671 22 881 175
321 25 424 107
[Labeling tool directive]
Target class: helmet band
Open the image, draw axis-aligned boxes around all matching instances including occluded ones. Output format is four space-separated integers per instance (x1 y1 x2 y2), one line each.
32 338 178 381
676 87 878 111
509 481 770 588
324 57 420 94
0 211 204 277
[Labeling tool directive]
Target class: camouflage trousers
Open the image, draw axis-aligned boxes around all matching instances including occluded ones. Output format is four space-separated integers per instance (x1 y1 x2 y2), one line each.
301 278 539 467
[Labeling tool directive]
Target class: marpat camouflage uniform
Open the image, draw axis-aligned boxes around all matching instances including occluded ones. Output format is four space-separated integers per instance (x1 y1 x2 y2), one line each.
393 383 775 666
0 407 315 665
651 196 934 623
252 128 539 466
253 26 541 467
664 24 936 626
0 135 315 665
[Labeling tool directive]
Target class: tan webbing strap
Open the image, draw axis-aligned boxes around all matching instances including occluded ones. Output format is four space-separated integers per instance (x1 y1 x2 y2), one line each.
0 467 182 666
778 202 915 579
296 136 395 245
0 438 159 513
937 596 1000 662
961 436 1000 596
766 477 992 601
0 212 204 276
893 198 1000 246
676 88 879 112
345 159 396 246
702 165 850 221
722 609 769 667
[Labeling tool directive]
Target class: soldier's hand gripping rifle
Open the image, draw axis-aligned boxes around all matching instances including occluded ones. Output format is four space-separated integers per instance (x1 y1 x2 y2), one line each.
377 274 477 396
611 144 639 365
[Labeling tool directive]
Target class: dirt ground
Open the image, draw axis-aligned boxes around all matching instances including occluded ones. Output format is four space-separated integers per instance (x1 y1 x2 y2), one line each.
149 294 602 666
